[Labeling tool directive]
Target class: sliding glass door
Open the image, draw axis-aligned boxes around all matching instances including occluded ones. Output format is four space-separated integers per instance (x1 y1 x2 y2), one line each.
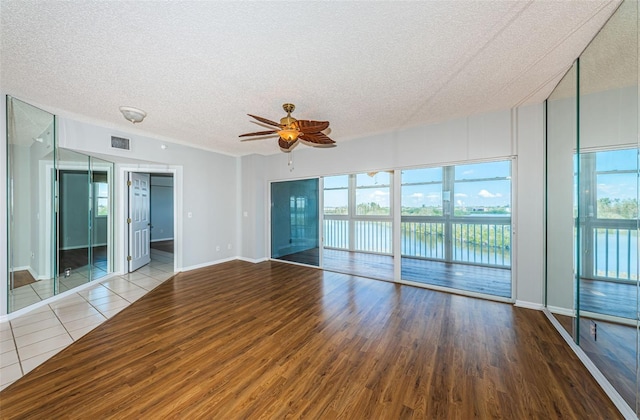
322 172 394 281
270 179 320 266
400 160 512 297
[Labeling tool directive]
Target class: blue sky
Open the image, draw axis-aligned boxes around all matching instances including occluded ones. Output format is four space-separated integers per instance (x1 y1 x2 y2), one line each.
324 161 512 208
594 149 638 201
325 150 639 209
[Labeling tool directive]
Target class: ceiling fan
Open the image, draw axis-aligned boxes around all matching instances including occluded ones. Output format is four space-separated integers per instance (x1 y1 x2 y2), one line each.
239 103 335 151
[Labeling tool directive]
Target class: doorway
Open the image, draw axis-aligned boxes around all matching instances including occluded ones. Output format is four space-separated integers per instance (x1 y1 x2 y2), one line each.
127 171 175 274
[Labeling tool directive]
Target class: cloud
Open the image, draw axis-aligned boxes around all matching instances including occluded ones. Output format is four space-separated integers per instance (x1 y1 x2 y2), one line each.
463 170 474 175
454 193 468 198
410 193 423 198
373 190 389 197
478 189 502 198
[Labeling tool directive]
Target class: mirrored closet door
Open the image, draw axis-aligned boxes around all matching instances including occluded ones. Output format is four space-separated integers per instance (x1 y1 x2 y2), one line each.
6 96 114 313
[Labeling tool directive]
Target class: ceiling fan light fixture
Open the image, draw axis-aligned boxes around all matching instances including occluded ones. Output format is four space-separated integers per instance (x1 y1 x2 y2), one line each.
119 106 147 124
278 127 300 142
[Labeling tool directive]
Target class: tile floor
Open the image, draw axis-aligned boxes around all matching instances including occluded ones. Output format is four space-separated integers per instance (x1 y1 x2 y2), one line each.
0 250 175 391
10 263 110 312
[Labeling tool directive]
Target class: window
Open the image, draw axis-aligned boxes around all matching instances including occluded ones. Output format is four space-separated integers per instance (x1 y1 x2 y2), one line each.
324 175 349 215
595 148 638 220
401 167 443 216
355 172 391 216
95 182 109 217
453 161 511 216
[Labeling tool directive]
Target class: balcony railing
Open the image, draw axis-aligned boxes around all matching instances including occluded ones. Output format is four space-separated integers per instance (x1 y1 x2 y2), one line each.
323 218 392 254
324 216 512 267
451 221 511 267
591 224 638 281
401 221 444 259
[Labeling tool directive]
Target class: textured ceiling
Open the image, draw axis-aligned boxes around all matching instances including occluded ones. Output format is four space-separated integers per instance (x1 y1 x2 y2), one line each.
0 1 621 156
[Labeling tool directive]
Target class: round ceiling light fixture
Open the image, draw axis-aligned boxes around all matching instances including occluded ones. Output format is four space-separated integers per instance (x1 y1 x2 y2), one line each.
119 106 147 124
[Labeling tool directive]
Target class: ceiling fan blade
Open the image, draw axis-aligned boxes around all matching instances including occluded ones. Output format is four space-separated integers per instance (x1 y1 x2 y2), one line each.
278 137 296 150
238 130 278 137
299 132 335 145
248 114 282 128
296 120 330 133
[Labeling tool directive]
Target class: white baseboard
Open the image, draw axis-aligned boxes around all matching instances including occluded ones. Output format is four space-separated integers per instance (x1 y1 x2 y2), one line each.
579 310 637 327
236 257 268 264
514 300 544 311
547 305 575 317
180 257 237 272
28 266 50 281
543 309 635 419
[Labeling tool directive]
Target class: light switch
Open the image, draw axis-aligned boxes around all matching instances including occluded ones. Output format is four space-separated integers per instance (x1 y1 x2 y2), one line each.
187 212 193 218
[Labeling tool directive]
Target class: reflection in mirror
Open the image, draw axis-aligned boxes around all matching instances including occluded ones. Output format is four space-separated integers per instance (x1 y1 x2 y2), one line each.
578 0 638 411
6 97 115 313
546 63 578 340
6 97 56 312
90 156 112 281
57 149 90 292
56 150 114 290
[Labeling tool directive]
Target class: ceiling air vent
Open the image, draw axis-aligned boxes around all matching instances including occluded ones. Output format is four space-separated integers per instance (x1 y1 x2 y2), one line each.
111 136 130 150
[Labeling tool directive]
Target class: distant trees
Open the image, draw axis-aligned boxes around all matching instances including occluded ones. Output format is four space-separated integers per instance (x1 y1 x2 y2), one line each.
597 198 638 219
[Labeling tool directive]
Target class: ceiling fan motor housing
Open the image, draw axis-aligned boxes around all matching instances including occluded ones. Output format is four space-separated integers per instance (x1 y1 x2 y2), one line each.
280 103 297 127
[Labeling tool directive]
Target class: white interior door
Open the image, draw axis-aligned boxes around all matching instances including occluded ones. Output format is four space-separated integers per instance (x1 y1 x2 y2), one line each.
128 172 151 272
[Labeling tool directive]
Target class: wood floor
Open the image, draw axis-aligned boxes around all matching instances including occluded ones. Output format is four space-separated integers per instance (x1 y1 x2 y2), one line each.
150 239 174 254
0 261 622 419
9 270 36 289
321 249 510 298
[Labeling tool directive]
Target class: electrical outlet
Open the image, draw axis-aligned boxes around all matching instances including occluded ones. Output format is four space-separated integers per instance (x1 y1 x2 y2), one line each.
590 321 597 341
216 246 220 251
227 244 232 250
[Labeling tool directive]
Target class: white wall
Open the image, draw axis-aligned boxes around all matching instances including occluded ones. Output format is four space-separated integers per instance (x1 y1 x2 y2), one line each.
239 106 547 306
57 117 238 273
239 154 266 261
1 95 7 315
514 104 545 307
261 109 513 181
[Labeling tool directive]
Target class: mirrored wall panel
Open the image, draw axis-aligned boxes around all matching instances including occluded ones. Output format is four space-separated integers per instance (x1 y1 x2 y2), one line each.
6 97 115 313
546 0 639 413
7 97 57 311
578 0 638 410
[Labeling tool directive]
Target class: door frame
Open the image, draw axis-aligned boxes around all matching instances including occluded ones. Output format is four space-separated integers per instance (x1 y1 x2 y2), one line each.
118 165 182 275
